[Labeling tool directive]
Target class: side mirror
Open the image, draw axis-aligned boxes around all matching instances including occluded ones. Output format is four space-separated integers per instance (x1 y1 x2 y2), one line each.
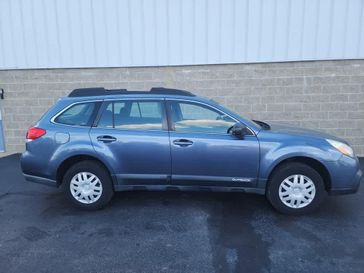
230 123 248 139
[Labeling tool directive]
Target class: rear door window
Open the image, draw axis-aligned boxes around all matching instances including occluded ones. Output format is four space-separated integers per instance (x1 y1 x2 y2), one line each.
97 100 164 131
55 102 98 126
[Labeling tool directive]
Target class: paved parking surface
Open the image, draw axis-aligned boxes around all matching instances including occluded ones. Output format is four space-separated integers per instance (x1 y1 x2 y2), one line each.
0 154 363 273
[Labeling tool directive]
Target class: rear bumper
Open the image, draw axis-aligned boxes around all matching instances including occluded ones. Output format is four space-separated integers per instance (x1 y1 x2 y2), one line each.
21 150 58 187
23 174 58 187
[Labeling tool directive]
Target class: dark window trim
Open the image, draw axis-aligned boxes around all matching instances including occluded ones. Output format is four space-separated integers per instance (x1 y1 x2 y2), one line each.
137 102 142 117
112 102 115 127
89 102 102 126
165 100 174 131
93 101 108 127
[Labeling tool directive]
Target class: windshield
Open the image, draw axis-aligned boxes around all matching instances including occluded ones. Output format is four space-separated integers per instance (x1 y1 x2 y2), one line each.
209 99 270 130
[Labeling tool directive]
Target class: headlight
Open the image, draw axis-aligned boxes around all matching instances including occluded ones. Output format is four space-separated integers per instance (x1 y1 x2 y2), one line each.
326 139 354 157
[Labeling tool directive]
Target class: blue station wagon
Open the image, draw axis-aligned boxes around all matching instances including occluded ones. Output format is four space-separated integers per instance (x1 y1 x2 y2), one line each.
21 87 362 215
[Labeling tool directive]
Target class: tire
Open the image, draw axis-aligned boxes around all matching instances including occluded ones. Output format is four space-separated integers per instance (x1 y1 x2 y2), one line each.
266 162 327 215
63 160 114 210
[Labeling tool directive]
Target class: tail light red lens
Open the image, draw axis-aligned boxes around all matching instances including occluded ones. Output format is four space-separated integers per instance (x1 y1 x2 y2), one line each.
26 127 46 141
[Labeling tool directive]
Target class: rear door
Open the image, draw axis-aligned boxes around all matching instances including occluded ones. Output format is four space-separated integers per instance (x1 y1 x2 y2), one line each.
167 99 260 188
90 98 171 186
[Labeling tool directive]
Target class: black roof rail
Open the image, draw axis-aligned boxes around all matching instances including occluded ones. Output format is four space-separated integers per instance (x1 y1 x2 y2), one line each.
68 87 127 97
68 87 195 97
149 87 194 96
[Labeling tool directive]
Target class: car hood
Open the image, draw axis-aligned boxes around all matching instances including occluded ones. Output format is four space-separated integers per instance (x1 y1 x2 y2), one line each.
264 122 346 143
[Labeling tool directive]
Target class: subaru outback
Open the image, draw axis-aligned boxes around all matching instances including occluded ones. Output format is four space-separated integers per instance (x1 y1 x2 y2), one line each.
21 87 362 215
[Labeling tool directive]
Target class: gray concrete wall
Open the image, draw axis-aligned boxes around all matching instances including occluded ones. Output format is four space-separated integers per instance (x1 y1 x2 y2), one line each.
0 60 363 155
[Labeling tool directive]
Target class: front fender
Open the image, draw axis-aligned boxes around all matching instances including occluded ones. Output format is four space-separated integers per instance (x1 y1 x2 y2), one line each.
257 134 341 188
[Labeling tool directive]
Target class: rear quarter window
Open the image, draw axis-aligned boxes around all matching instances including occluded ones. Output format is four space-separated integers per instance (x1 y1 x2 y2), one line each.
54 102 99 126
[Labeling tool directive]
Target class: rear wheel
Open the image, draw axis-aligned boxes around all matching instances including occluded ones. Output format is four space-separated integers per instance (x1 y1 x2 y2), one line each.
266 162 326 215
63 160 114 210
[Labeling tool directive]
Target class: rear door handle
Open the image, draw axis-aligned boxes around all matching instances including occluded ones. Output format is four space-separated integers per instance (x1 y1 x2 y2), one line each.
173 139 193 147
97 135 117 143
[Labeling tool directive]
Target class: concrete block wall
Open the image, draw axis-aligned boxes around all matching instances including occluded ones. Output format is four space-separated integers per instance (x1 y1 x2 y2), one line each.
0 60 363 155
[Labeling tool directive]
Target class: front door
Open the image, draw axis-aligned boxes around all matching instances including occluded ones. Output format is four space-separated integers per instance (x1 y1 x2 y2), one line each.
90 99 171 186
167 100 259 187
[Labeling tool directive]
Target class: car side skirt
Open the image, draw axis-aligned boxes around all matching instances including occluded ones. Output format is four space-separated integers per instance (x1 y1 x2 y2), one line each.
113 184 266 195
114 174 258 187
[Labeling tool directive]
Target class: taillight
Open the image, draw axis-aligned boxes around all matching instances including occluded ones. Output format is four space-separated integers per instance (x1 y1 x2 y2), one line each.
26 127 46 141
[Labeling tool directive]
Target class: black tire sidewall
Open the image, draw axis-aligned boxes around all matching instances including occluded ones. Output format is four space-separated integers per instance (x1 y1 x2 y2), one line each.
267 163 326 215
63 160 114 210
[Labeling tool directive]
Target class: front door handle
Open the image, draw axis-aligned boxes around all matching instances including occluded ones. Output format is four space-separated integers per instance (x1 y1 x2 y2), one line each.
173 139 193 147
97 135 117 143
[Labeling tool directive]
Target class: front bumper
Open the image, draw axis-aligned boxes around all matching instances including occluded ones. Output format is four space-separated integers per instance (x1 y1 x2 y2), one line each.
326 155 362 195
328 168 362 195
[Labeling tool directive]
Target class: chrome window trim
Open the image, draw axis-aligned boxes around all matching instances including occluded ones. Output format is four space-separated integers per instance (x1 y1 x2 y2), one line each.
50 100 103 128
166 98 256 136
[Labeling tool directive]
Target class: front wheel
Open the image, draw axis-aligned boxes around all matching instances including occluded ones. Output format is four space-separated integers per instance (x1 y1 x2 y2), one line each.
266 163 327 215
63 160 114 210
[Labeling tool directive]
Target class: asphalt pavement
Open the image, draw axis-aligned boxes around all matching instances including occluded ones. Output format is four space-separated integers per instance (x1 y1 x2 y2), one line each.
0 154 363 273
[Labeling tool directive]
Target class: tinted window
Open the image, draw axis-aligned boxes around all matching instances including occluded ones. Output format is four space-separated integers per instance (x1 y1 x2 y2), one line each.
170 101 235 134
97 103 114 128
98 100 164 130
55 102 97 126
130 102 161 118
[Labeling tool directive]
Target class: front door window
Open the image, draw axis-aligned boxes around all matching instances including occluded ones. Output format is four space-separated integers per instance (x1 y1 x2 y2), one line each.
169 101 235 134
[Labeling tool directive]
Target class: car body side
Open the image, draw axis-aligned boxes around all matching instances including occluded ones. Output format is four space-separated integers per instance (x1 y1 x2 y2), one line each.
20 94 362 195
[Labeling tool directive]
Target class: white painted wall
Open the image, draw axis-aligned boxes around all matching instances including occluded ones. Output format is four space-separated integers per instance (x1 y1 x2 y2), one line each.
0 0 363 69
